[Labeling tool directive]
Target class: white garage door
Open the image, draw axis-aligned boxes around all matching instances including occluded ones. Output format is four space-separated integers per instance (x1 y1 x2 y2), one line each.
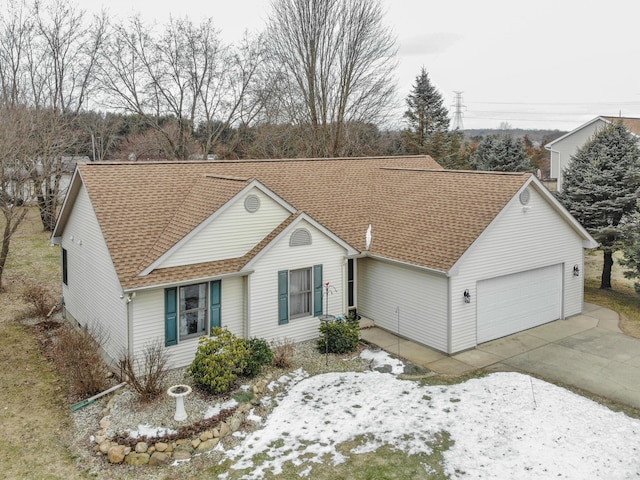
477 264 562 343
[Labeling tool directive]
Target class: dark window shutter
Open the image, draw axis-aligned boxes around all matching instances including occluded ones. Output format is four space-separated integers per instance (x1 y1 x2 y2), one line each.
210 280 221 330
278 270 289 325
165 287 178 346
313 264 323 316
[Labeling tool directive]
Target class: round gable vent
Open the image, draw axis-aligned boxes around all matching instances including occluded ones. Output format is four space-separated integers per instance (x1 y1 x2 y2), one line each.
519 188 530 205
244 194 261 213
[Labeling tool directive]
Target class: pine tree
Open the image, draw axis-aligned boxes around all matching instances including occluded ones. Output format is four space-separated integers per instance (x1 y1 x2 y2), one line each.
469 134 532 171
557 122 640 289
402 67 450 156
620 216 640 293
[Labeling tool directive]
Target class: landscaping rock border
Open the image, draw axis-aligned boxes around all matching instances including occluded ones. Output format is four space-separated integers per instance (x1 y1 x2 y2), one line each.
93 377 271 466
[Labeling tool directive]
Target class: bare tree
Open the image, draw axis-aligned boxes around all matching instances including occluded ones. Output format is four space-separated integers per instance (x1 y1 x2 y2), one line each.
0 106 39 289
98 16 266 160
265 0 397 157
0 0 107 231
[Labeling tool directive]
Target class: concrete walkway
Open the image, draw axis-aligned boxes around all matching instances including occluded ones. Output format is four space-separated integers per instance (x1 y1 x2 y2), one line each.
360 303 640 409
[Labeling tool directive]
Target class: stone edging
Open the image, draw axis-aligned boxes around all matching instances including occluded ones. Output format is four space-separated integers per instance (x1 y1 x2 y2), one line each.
92 378 271 466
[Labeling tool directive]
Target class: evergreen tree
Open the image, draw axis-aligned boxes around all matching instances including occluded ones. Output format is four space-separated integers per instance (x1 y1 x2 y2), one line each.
557 122 640 289
469 134 532 171
402 67 450 156
620 214 640 293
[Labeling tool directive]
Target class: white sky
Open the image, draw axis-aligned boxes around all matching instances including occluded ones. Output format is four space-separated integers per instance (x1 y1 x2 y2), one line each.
86 0 640 131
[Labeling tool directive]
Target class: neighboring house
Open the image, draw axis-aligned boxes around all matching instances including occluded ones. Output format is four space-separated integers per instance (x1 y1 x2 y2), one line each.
51 156 597 369
546 116 640 192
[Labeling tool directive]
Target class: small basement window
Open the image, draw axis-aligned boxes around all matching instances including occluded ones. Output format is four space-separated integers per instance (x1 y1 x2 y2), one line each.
290 228 312 247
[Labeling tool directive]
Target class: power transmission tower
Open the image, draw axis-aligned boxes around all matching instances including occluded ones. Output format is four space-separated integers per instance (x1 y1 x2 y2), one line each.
451 91 465 130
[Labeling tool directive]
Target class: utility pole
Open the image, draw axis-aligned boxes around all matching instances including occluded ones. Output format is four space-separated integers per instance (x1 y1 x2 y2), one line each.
451 91 465 130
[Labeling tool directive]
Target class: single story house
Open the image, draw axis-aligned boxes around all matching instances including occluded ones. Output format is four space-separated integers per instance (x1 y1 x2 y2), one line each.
546 116 640 192
51 156 597 368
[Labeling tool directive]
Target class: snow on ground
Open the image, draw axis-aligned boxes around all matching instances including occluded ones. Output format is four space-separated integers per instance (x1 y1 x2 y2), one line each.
128 424 177 439
205 398 239 419
223 349 640 479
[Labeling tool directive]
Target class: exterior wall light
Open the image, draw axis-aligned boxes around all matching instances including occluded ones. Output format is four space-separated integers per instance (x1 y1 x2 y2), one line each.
573 265 580 277
463 289 471 303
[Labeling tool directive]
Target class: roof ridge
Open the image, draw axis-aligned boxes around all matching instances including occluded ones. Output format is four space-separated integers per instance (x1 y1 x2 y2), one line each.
380 167 531 176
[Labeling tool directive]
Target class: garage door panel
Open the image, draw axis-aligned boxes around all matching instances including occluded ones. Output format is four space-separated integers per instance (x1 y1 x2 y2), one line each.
477 264 562 343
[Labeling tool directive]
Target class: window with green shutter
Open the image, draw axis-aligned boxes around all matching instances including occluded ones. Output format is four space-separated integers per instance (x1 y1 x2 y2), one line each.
278 264 324 325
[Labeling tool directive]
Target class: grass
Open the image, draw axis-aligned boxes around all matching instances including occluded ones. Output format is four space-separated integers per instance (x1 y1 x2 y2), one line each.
0 208 84 479
584 249 640 338
200 436 453 480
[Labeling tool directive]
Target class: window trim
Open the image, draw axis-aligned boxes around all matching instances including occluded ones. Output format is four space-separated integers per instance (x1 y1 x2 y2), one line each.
178 283 208 341
289 267 312 319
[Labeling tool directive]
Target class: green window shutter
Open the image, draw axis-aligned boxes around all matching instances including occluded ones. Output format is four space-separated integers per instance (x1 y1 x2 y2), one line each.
165 287 178 346
278 270 289 325
210 280 221 330
313 264 323 317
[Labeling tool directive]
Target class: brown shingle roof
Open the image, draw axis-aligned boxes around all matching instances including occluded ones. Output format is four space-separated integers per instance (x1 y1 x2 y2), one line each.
601 116 640 136
74 155 530 290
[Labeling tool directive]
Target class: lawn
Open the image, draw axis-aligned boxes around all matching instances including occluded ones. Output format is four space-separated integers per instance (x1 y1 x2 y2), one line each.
2 211 640 479
0 209 84 480
584 249 640 338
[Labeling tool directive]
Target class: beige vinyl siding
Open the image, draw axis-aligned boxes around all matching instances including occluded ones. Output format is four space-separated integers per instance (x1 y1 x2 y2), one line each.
248 220 347 343
131 276 246 369
161 188 291 268
60 185 126 363
449 186 585 353
357 257 449 352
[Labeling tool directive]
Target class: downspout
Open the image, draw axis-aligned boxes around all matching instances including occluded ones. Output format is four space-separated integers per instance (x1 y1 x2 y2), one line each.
123 292 135 356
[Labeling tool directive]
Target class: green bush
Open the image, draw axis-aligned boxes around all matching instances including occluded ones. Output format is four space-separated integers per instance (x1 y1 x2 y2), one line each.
242 337 274 377
188 327 249 394
317 318 360 354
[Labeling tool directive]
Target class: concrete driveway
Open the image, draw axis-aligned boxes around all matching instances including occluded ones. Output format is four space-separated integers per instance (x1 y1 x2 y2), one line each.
360 303 640 409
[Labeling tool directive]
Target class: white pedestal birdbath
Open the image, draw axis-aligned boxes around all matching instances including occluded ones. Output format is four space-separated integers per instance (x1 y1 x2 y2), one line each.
167 385 192 422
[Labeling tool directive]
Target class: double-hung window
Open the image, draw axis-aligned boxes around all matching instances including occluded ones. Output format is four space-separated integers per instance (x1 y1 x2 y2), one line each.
179 283 207 339
289 268 312 318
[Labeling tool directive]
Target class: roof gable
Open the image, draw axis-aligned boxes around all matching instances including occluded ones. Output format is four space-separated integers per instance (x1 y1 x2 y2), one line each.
142 180 295 275
546 116 640 149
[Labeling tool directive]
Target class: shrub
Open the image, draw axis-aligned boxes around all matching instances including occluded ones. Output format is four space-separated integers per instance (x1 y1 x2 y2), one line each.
242 337 274 377
188 327 248 394
54 324 110 396
21 284 57 318
271 338 295 368
118 339 171 402
317 318 360 354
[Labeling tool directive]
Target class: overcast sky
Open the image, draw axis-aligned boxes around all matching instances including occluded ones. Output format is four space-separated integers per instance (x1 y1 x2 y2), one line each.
88 0 640 132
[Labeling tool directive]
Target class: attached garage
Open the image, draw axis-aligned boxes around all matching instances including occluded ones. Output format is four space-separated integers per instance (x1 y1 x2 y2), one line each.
476 264 563 343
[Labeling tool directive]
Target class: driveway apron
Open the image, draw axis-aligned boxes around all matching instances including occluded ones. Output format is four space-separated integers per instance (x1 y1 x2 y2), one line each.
360 303 640 409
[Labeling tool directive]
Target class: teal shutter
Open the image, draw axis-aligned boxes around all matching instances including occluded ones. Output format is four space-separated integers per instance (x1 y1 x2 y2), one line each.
313 264 323 317
165 287 178 346
278 270 289 325
210 280 221 330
